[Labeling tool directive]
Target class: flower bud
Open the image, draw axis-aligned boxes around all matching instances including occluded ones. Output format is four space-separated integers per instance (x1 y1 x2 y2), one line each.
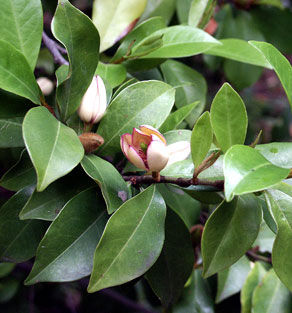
78 75 107 124
166 141 191 166
121 125 169 172
79 133 104 154
37 77 54 96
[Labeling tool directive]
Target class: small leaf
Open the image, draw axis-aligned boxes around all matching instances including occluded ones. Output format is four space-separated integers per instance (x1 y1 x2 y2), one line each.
188 0 210 27
52 0 100 120
146 209 194 308
23 107 84 192
224 145 289 202
191 112 213 168
0 40 41 104
202 195 262 277
252 269 292 313
88 185 166 293
0 117 24 148
97 81 175 156
132 25 220 59
250 41 292 110
210 83 247 153
0 187 46 263
240 262 267 313
216 256 251 303
0 0 43 69
92 0 147 52
96 62 126 88
25 187 108 284
81 154 130 214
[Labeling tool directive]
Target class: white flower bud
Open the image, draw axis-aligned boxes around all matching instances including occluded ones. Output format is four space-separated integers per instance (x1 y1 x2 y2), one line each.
37 77 54 96
78 75 107 124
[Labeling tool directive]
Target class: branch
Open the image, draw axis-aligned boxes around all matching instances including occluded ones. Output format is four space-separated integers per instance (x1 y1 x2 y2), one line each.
42 31 69 66
246 250 272 264
123 175 224 190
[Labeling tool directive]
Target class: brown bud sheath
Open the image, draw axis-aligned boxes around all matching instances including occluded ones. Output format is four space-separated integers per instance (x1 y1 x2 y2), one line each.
79 133 104 154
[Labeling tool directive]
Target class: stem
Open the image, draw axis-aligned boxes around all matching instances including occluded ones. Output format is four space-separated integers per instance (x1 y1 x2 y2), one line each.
40 96 56 117
152 171 161 182
246 250 272 264
42 31 69 66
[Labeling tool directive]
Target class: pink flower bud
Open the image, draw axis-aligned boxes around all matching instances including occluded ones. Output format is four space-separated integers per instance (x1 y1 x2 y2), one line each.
78 75 107 124
121 125 169 172
37 77 54 96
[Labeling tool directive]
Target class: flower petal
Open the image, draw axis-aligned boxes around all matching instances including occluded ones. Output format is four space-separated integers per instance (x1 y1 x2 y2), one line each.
166 141 190 166
140 125 167 145
147 140 169 172
127 146 148 170
132 128 151 148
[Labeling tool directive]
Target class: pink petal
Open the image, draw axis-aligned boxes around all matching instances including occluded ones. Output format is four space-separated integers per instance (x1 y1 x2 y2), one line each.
140 125 167 145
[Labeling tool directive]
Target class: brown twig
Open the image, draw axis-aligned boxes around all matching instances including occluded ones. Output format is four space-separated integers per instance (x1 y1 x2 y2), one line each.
42 31 69 66
246 249 272 264
193 151 221 179
123 175 224 190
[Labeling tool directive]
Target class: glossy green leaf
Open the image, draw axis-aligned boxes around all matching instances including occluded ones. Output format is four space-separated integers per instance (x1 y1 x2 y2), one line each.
164 129 192 145
25 187 108 284
240 262 267 313
161 159 194 178
250 41 292 110
191 112 213 168
146 209 194 308
202 195 262 277
20 170 93 221
52 0 100 120
132 26 220 59
188 0 209 27
224 145 290 202
0 263 15 279
253 221 275 253
112 17 166 62
176 0 193 24
265 189 292 291
23 107 84 192
210 83 247 153
174 269 214 313
206 39 272 68
252 269 292 313
0 40 41 104
216 256 251 303
161 60 207 127
139 0 176 25
0 0 43 69
96 62 126 88
92 0 147 52
81 154 130 214
256 143 292 169
97 81 175 156
88 185 166 292
0 150 36 191
0 187 46 263
0 117 24 148
157 184 201 229
159 101 200 133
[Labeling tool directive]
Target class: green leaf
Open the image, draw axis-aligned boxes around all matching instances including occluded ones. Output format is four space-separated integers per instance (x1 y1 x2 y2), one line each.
205 39 272 68
250 41 292 110
96 62 126 88
132 26 220 59
0 117 24 148
265 189 292 291
146 209 194 309
92 0 147 52
88 185 166 292
25 187 108 284
174 269 214 313
240 262 267 313
252 269 292 313
0 150 36 191
157 184 201 229
253 221 275 253
191 111 213 168
52 0 100 120
23 107 84 192
210 83 247 153
202 195 262 277
163 129 192 144
97 81 175 156
161 159 194 178
0 263 15 279
139 0 176 25
0 0 43 69
111 17 166 62
0 40 41 104
188 0 209 27
81 154 130 214
19 170 93 221
159 101 200 133
161 60 207 127
0 278 19 303
0 187 46 263
223 145 289 202
216 256 251 303
256 142 292 169
176 0 193 24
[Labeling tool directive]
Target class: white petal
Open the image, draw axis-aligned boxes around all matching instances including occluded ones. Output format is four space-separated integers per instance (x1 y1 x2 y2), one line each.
127 146 148 170
166 141 190 166
147 140 169 172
